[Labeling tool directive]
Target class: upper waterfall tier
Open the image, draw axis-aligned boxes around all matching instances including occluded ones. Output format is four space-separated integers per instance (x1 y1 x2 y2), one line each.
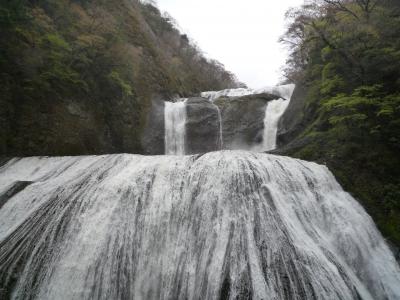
0 152 399 299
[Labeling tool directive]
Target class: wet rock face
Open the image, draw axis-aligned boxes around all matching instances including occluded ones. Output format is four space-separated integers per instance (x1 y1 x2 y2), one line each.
215 93 278 150
185 97 221 155
277 85 307 147
141 97 165 155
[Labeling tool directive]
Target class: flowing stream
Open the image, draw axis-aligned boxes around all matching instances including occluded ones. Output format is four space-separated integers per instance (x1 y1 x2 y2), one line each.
0 152 399 299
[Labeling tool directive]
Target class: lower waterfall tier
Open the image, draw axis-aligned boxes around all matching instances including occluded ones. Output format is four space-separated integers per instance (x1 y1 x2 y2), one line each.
0 152 399 299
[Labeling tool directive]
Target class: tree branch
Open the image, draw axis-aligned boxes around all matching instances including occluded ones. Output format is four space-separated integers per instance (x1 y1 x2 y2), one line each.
322 0 360 20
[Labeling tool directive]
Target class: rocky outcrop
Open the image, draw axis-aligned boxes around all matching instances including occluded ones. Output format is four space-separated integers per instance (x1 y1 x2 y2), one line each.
185 97 221 154
214 93 279 150
141 96 165 155
277 84 307 147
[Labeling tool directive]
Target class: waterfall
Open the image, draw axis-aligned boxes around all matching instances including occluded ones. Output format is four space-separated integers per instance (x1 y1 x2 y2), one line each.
258 84 295 151
164 100 186 155
202 84 295 152
259 98 291 151
215 105 223 150
0 152 399 300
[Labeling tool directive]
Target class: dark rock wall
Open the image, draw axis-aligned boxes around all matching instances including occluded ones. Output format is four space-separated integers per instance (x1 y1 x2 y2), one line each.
185 98 221 154
277 84 307 147
215 94 278 150
141 97 165 155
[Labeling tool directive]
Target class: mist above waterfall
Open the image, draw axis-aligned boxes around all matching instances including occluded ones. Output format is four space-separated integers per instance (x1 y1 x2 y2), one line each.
0 152 399 299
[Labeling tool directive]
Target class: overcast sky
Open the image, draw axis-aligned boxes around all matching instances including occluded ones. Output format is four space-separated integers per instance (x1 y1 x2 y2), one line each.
156 0 304 89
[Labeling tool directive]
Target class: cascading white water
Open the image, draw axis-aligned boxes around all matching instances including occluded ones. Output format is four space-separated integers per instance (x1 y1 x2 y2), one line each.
258 98 291 151
0 152 399 300
258 84 295 151
164 100 186 155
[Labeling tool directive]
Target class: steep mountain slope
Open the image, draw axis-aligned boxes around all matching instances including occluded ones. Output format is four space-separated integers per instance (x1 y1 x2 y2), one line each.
0 0 240 156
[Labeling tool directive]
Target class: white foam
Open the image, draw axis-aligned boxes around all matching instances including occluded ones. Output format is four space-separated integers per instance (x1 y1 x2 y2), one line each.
0 152 399 299
201 84 295 102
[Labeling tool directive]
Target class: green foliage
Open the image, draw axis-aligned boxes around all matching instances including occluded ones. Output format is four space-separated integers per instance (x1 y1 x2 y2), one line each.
44 33 70 50
0 0 31 26
281 0 400 246
108 71 134 96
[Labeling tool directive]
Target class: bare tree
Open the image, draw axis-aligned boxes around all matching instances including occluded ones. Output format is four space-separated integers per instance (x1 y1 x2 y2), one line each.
321 0 381 19
321 0 360 19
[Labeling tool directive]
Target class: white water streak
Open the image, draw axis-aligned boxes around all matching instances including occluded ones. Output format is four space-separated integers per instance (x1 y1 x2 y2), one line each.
259 98 291 151
164 100 186 155
259 84 295 151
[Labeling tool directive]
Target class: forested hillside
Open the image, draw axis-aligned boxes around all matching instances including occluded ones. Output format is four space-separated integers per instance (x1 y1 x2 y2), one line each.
0 0 240 156
279 0 400 247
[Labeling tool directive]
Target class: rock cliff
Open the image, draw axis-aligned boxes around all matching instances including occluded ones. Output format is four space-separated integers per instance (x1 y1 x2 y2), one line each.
215 93 280 150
